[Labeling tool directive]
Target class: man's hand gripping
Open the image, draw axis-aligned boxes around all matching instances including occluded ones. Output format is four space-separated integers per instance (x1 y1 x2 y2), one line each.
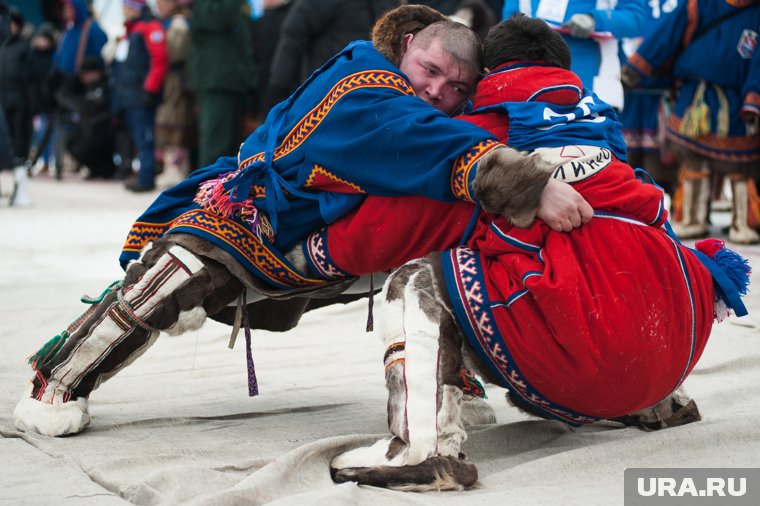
538 178 593 232
473 147 593 231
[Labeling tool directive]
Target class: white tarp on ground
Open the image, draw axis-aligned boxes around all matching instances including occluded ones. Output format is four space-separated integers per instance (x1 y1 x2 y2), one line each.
1 176 759 505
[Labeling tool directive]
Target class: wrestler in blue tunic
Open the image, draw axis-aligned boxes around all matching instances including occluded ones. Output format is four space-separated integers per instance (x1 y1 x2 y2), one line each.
120 40 501 290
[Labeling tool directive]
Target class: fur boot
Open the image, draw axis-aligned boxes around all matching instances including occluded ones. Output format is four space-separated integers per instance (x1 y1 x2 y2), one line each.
672 162 710 239
728 175 760 244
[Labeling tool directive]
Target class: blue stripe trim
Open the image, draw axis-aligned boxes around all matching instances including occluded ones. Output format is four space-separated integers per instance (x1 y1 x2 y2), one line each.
633 168 666 225
593 211 648 226
526 84 582 103
505 289 529 307
490 223 541 252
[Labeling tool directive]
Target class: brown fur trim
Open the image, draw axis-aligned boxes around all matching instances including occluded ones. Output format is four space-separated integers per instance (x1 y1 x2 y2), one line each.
371 5 447 66
473 147 555 227
331 455 478 491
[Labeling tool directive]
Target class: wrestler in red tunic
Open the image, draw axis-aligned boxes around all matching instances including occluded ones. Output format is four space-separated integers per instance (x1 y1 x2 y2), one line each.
298 30 746 424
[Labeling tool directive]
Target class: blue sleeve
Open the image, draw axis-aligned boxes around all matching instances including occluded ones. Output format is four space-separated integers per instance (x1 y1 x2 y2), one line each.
626 0 688 77
591 0 646 38
742 41 760 117
87 23 108 62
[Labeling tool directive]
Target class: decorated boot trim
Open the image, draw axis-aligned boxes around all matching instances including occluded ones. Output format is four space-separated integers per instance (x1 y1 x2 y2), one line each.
460 368 487 399
28 281 123 370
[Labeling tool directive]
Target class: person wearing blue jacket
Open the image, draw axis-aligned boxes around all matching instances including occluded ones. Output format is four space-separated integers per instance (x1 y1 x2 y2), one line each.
50 0 108 178
53 0 108 76
624 0 760 244
502 0 645 111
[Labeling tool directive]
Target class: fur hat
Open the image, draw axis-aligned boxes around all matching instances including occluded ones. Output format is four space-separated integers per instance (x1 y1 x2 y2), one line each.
371 4 447 67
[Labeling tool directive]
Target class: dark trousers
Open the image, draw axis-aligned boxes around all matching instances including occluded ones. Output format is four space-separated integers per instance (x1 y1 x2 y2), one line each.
124 105 156 186
67 122 116 178
3 103 31 166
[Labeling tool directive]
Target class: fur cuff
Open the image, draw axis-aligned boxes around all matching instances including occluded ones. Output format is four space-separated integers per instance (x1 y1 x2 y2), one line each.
372 5 447 67
473 147 554 227
14 384 90 437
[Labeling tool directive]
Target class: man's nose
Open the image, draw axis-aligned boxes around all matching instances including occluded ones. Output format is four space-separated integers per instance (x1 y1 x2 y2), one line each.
426 79 444 101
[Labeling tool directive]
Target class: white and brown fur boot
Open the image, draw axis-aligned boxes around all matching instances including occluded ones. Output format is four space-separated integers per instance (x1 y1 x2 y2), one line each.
331 257 479 491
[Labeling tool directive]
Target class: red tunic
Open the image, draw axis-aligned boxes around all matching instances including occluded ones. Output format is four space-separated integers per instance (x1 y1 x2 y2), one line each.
308 63 716 423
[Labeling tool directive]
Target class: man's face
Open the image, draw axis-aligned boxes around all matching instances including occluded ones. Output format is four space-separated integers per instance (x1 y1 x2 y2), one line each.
156 0 176 18
398 34 476 116
123 5 141 21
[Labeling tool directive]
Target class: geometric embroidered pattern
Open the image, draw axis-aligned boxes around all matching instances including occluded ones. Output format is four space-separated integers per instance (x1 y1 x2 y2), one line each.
451 139 502 202
123 221 172 254
167 209 326 289
237 70 415 173
304 164 364 194
306 228 350 280
445 246 601 425
668 114 760 162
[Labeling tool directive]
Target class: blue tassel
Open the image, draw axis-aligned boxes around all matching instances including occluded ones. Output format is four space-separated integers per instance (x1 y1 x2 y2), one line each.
712 247 751 296
694 238 751 318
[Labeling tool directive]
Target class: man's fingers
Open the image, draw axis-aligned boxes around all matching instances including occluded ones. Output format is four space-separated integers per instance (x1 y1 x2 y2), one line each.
579 200 594 223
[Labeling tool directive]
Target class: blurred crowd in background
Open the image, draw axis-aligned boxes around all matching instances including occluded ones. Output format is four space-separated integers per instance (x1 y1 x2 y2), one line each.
0 0 758 243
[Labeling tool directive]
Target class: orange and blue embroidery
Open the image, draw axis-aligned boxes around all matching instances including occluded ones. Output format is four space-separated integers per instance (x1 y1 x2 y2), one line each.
167 209 327 289
451 140 502 203
304 164 364 194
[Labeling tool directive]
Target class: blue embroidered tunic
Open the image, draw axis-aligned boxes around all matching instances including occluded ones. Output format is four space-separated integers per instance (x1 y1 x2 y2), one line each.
120 41 501 289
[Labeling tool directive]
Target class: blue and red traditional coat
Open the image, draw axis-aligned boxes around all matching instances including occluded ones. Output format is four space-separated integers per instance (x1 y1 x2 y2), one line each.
626 0 760 163
119 40 501 290
309 62 724 424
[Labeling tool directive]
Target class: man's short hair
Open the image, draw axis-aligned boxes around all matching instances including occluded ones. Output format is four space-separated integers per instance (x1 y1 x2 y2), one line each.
412 20 484 80
484 14 571 71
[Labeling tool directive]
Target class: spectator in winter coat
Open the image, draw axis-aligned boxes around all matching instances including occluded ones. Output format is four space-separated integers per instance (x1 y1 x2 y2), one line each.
187 0 256 168
250 0 292 121
263 0 401 112
154 0 195 188
55 57 116 180
117 0 169 192
53 0 108 76
0 7 32 168
0 0 12 170
49 0 108 177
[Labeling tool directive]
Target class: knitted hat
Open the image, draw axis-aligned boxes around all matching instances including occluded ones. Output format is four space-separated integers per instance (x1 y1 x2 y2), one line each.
124 0 147 10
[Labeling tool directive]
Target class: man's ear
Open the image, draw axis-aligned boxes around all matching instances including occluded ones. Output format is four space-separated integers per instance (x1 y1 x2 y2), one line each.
401 33 414 57
483 67 490 74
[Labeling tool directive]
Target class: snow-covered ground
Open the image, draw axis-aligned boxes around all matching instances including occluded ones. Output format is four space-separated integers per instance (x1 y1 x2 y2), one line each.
1 173 759 505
